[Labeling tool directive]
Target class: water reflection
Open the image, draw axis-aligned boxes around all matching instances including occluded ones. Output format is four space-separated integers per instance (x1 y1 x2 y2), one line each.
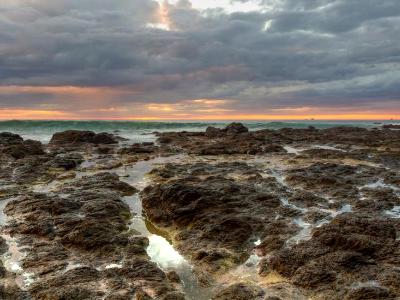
120 156 211 300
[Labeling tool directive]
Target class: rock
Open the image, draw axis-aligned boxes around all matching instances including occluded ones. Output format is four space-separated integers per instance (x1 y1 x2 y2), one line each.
49 130 118 145
383 124 400 129
1 138 44 159
225 123 249 135
0 283 29 300
288 191 328 208
142 162 289 273
254 235 285 256
378 269 400 293
4 167 181 298
60 218 129 250
92 132 119 144
0 237 7 255
52 153 84 170
11 155 55 184
1 124 400 299
166 271 181 283
60 172 138 196
212 283 264 300
291 261 337 287
205 126 225 138
265 213 398 296
0 132 23 145
344 286 395 300
119 142 158 154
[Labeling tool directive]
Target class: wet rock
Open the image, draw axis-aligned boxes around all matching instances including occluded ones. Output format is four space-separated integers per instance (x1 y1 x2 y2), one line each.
264 213 398 297
2 125 400 299
50 130 118 145
212 283 264 300
0 283 29 300
11 155 55 184
166 271 181 283
205 126 224 138
292 261 337 288
0 134 44 160
0 237 7 255
30 267 100 299
0 132 24 145
142 162 288 273
299 148 349 159
254 235 285 256
378 269 400 294
225 123 249 135
119 142 158 154
383 124 400 129
4 167 180 298
61 172 138 196
156 123 283 155
288 191 328 208
92 132 119 144
52 153 84 170
195 139 283 155
303 210 330 223
60 218 129 250
344 286 395 300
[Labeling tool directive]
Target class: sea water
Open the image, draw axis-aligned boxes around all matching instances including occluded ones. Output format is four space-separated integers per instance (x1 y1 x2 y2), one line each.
0 120 397 143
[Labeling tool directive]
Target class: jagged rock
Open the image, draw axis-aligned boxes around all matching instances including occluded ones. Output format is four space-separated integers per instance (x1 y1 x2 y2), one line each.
212 283 264 300
119 142 158 154
0 132 23 145
52 153 84 170
225 122 249 135
50 130 118 145
205 126 225 138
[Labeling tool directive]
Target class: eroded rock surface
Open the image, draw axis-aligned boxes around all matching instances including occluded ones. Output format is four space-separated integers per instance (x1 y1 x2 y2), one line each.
1 123 400 299
1 168 183 298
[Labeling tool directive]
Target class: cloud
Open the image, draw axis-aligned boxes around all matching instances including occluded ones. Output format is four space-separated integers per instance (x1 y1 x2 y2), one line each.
0 0 399 119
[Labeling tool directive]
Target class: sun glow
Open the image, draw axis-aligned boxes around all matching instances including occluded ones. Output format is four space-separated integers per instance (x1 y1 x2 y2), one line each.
159 0 266 13
147 1 172 31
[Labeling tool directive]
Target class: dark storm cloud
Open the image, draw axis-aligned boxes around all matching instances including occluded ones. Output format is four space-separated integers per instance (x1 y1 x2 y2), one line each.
0 0 399 114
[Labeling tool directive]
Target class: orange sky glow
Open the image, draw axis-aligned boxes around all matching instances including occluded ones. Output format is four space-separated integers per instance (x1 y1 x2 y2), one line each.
0 85 398 121
0 109 398 121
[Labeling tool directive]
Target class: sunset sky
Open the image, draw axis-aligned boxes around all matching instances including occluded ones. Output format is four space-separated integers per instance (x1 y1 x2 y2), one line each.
0 0 399 120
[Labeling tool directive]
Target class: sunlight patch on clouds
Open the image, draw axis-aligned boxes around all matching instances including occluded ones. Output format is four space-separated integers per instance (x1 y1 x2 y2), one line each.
263 20 273 31
155 0 267 13
147 1 172 30
144 98 235 115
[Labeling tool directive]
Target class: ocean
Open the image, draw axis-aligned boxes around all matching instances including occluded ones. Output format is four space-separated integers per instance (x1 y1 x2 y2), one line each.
0 120 398 143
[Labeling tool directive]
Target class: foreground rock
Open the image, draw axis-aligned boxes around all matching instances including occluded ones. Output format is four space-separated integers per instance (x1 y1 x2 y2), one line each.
262 213 400 299
156 123 400 167
1 123 400 299
1 172 184 299
142 162 301 275
49 130 118 145
0 132 44 160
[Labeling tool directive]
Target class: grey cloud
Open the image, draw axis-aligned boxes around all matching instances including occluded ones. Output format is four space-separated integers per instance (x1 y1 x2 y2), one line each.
0 0 399 114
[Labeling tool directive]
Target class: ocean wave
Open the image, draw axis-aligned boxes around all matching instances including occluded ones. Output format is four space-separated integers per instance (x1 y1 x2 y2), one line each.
0 120 396 143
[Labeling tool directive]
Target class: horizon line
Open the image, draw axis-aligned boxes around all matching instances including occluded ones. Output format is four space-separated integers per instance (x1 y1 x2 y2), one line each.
0 118 399 122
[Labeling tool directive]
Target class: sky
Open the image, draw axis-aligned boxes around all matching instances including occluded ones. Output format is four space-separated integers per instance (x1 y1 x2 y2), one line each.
0 0 399 120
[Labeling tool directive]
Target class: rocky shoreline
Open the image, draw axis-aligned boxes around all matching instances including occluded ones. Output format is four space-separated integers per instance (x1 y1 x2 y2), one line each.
0 124 399 299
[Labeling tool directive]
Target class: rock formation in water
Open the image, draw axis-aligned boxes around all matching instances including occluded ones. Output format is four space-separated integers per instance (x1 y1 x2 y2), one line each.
0 123 399 299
